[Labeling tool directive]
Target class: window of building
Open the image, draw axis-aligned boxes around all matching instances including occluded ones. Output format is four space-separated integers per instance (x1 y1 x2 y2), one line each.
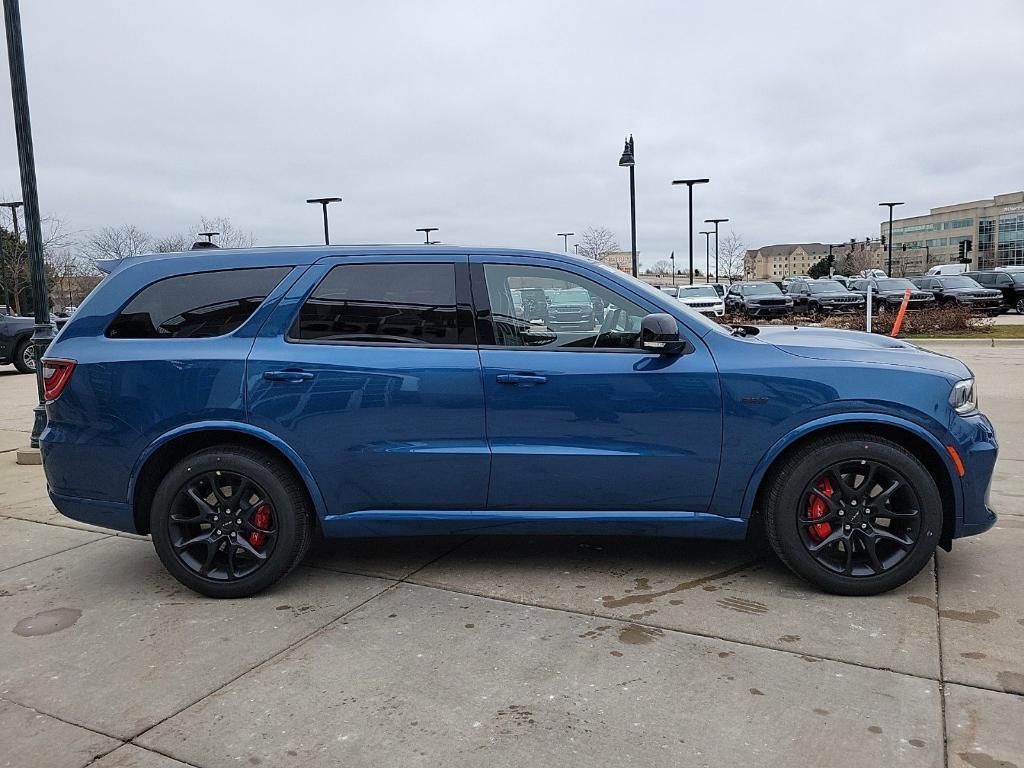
943 218 973 230
925 238 947 247
978 218 996 268
997 214 1024 267
292 263 466 345
481 264 647 350
107 267 290 339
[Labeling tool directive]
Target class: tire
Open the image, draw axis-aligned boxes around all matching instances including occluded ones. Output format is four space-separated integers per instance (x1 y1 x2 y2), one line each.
808 303 821 321
764 433 942 595
1016 298 1024 315
13 338 35 374
150 445 314 598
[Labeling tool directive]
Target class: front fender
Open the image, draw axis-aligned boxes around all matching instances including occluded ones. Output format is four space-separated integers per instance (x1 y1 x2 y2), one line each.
128 420 329 521
739 412 963 521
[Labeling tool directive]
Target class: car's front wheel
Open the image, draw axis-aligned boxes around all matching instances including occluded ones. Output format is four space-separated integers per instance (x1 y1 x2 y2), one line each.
13 338 35 374
1016 297 1024 315
764 433 941 595
150 445 314 598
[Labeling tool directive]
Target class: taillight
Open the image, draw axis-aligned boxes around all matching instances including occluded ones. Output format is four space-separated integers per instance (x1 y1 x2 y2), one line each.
41 358 76 400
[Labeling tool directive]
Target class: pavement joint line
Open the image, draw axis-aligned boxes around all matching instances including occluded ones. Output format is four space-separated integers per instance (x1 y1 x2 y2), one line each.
0 511 148 540
0 534 112 574
935 554 949 768
128 578 402 745
0 694 127 750
399 574 953 687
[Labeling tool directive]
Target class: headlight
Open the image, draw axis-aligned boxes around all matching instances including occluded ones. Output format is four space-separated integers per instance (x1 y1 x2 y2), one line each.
950 378 978 415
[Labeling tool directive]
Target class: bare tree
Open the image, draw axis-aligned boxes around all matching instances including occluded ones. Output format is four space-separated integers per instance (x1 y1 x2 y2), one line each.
80 224 152 265
45 248 96 311
577 226 619 262
187 216 256 249
650 259 672 275
152 233 192 253
2 209 73 314
716 232 746 281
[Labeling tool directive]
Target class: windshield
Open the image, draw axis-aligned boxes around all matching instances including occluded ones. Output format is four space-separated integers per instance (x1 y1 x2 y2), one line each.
939 276 982 289
741 283 782 296
808 280 847 293
677 286 719 298
877 279 916 291
588 260 730 336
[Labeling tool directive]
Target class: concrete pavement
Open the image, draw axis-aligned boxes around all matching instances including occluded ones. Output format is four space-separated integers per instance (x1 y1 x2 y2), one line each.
0 348 1021 767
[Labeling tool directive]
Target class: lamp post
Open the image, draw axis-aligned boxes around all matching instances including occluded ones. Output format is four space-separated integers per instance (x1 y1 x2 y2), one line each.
705 218 728 282
556 232 574 252
879 202 904 277
699 230 713 283
416 227 439 245
198 231 219 243
306 197 342 245
573 243 580 255
0 200 23 310
670 251 676 286
671 178 709 285
4 0 52 456
618 135 637 277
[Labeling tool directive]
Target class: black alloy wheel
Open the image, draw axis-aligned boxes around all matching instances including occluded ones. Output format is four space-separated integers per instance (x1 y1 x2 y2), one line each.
765 433 941 595
151 446 313 598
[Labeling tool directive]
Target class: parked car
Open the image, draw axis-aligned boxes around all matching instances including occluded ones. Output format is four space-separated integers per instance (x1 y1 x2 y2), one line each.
675 284 725 317
781 274 811 290
911 275 1003 314
708 282 728 297
724 281 794 318
849 278 935 311
41 246 997 599
831 275 852 289
965 270 1024 314
787 278 865 317
0 309 66 373
545 287 598 330
857 269 888 279
658 286 679 298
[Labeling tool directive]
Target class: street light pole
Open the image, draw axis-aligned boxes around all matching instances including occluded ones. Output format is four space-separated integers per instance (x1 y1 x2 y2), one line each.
618 135 637 277
0 200 23 310
198 231 219 243
573 243 580 255
4 0 52 455
556 232 574 252
671 178 709 285
705 218 728 282
879 202 904 277
670 251 676 286
306 197 342 245
699 231 713 283
416 227 439 245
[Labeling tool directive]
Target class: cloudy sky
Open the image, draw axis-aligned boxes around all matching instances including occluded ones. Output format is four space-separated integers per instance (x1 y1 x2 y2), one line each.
1 0 1022 268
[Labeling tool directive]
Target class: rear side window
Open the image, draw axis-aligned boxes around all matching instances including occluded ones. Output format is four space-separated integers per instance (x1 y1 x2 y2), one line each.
292 263 466 346
107 267 289 339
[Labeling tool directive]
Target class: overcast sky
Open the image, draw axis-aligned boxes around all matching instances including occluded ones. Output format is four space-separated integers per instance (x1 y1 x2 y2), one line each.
1 0 1022 268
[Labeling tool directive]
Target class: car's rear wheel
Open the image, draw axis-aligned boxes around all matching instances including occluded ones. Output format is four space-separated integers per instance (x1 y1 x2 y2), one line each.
150 445 313 598
13 338 35 374
765 433 941 595
1016 298 1024 315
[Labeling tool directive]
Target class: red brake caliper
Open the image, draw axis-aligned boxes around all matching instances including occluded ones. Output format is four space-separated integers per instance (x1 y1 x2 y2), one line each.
806 478 834 542
248 504 271 548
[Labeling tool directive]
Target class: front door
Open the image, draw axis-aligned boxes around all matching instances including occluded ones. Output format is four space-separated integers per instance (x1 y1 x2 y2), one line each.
247 255 488 517
472 257 723 513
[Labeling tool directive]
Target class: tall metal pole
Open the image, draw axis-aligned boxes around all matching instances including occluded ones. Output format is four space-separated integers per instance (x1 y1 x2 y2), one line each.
556 232 574 252
4 0 52 452
672 179 708 287
0 200 22 310
618 136 637 276
700 231 713 283
705 218 728 282
307 197 342 245
879 202 904 277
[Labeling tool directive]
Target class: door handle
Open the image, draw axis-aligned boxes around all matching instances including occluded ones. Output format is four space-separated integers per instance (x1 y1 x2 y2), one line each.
263 370 315 382
496 373 548 386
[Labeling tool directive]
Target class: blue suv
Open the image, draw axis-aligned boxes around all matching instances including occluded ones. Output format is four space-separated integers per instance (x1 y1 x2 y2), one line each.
39 246 997 598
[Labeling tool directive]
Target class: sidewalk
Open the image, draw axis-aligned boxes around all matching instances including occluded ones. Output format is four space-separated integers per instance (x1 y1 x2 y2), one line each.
1 356 1021 767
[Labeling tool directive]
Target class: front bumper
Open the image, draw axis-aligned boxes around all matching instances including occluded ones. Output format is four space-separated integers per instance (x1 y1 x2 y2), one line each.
953 412 998 539
745 304 792 317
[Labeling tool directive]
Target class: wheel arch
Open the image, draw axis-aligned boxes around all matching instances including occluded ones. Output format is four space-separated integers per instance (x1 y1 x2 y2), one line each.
743 415 960 549
129 422 327 535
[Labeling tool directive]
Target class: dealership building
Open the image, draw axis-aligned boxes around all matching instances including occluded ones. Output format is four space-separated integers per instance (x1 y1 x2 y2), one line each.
882 191 1024 272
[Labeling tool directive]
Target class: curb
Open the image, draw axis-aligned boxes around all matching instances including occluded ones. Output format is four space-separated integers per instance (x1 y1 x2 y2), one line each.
912 338 1024 348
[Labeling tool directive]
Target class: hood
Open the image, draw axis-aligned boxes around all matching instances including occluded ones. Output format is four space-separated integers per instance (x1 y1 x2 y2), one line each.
753 325 971 378
679 295 723 305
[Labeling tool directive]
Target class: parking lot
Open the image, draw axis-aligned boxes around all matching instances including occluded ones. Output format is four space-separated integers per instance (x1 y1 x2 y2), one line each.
0 343 1021 768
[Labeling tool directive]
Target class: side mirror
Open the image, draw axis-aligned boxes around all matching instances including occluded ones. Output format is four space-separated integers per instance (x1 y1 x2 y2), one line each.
640 313 688 355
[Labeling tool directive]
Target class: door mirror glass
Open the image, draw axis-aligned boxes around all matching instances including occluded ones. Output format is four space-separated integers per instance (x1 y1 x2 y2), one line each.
640 313 687 354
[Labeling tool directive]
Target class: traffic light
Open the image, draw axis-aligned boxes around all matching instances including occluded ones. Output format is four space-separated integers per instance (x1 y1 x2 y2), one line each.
958 239 973 264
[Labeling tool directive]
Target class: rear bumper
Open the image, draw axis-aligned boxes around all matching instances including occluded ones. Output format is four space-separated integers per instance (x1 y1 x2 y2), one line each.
48 489 137 534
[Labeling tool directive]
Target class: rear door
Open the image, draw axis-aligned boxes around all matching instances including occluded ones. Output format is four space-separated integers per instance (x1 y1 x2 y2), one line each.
246 255 489 517
472 255 723 513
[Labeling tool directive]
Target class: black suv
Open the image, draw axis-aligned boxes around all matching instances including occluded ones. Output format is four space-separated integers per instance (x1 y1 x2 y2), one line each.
787 278 864 317
849 278 935 311
964 270 1024 314
724 282 793 318
911 275 1003 314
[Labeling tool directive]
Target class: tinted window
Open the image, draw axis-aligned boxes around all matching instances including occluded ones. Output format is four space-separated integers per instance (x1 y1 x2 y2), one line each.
741 283 782 296
482 264 647 350
293 263 463 345
877 279 916 291
107 267 289 339
809 280 848 293
938 276 981 289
